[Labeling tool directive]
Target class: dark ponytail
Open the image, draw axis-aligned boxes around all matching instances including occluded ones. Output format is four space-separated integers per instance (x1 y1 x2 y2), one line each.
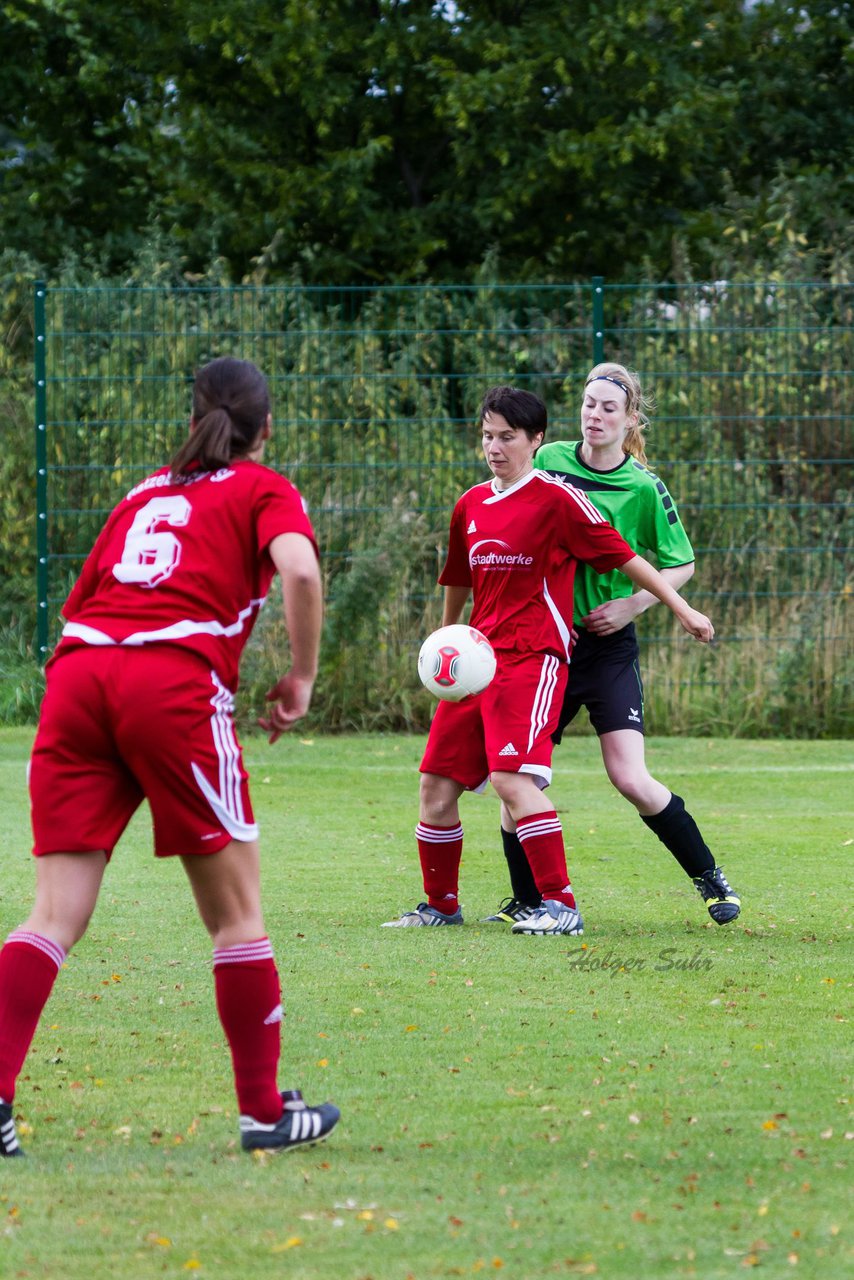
170 356 271 478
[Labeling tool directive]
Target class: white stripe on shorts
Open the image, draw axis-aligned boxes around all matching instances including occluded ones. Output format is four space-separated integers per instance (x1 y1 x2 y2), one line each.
527 654 560 753
190 671 259 842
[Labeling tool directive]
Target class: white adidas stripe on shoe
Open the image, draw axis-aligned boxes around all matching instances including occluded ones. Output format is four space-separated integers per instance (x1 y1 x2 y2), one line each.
240 1089 340 1152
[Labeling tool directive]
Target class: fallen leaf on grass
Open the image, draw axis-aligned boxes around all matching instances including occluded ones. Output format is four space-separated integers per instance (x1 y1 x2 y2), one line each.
271 1237 303 1252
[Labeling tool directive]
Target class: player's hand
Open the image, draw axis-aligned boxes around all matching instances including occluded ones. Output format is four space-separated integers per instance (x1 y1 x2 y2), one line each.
582 597 637 635
258 673 315 743
678 607 715 643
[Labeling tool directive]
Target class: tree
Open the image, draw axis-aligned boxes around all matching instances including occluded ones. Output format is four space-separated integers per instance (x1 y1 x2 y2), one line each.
1 0 851 282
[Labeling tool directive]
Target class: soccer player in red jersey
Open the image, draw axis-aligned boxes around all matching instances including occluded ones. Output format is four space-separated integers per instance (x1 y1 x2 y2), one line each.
486 364 741 928
0 357 339 1158
383 385 715 936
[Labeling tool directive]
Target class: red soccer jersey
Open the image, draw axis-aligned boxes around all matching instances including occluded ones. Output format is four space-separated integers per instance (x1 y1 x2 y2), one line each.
439 470 635 659
56 460 317 690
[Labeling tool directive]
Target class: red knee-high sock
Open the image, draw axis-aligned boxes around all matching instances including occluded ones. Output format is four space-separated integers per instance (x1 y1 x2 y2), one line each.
213 938 283 1124
516 811 576 908
416 821 463 914
0 930 67 1102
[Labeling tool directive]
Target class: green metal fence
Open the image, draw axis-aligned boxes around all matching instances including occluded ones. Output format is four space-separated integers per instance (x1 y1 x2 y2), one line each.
34 280 853 734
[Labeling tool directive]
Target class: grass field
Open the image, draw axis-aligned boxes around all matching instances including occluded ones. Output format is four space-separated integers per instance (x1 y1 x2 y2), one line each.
0 729 851 1280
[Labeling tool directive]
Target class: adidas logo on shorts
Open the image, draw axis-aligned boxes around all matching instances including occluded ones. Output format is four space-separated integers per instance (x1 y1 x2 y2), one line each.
498 742 519 757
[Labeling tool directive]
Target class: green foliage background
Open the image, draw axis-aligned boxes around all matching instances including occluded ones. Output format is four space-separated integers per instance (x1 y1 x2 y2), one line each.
1 1 853 284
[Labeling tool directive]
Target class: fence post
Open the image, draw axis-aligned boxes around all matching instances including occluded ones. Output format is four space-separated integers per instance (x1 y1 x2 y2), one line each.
34 281 49 662
591 276 605 364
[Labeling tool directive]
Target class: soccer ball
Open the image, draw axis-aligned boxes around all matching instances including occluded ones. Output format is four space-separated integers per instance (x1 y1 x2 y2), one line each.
417 624 497 702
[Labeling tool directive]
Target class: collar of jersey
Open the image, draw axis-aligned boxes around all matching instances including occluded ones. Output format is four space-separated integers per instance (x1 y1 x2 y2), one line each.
486 469 539 502
570 440 631 476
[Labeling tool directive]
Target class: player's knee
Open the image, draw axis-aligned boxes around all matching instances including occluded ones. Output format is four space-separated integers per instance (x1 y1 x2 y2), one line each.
606 767 645 805
489 770 534 813
608 767 664 811
419 773 459 825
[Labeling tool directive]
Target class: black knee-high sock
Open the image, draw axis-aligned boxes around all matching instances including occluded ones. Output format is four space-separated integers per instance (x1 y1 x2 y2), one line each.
500 828 542 905
640 793 715 878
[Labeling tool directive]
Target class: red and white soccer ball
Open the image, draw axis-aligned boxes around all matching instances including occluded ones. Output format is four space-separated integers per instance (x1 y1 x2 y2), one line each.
417 624 497 702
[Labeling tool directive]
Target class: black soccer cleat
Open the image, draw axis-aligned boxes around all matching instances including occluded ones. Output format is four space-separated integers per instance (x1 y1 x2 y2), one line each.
239 1089 340 1153
0 1100 24 1157
481 896 541 924
693 867 741 925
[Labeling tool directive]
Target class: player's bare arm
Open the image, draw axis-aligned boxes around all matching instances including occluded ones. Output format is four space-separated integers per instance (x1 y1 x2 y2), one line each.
619 555 714 642
260 532 323 742
583 562 696 635
441 583 471 628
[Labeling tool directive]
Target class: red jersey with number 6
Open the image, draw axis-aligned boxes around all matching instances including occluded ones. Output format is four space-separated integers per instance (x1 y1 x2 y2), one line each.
56 460 317 690
439 470 635 660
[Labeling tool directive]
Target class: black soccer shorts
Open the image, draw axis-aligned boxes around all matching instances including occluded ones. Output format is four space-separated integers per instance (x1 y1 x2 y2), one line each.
554 623 645 742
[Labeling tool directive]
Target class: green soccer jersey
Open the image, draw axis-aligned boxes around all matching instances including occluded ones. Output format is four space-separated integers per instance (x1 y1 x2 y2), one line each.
533 441 694 623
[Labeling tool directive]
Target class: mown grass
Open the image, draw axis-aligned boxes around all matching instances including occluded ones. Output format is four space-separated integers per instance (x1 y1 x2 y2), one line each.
0 731 851 1280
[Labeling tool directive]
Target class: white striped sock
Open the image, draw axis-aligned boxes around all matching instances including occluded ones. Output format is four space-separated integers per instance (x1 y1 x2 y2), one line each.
6 929 66 970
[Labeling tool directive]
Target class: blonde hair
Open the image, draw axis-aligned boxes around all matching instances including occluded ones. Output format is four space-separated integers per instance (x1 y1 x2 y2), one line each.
584 362 653 465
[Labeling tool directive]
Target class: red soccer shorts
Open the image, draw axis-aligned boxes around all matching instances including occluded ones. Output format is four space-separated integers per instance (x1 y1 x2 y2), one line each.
419 650 567 791
29 645 258 859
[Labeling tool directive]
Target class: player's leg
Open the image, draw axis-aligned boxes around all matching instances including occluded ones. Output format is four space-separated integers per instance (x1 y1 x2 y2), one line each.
488 647 585 923
384 697 485 927
120 651 337 1153
181 840 339 1150
383 772 466 926
490 772 581 936
484 655 582 937
181 840 281 1122
0 850 107 1156
598 728 671 814
482 800 542 922
2 647 141 1156
599 729 741 924
585 628 741 926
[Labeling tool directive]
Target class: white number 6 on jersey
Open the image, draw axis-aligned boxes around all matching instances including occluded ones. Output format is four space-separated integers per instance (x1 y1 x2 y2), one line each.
113 495 192 587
